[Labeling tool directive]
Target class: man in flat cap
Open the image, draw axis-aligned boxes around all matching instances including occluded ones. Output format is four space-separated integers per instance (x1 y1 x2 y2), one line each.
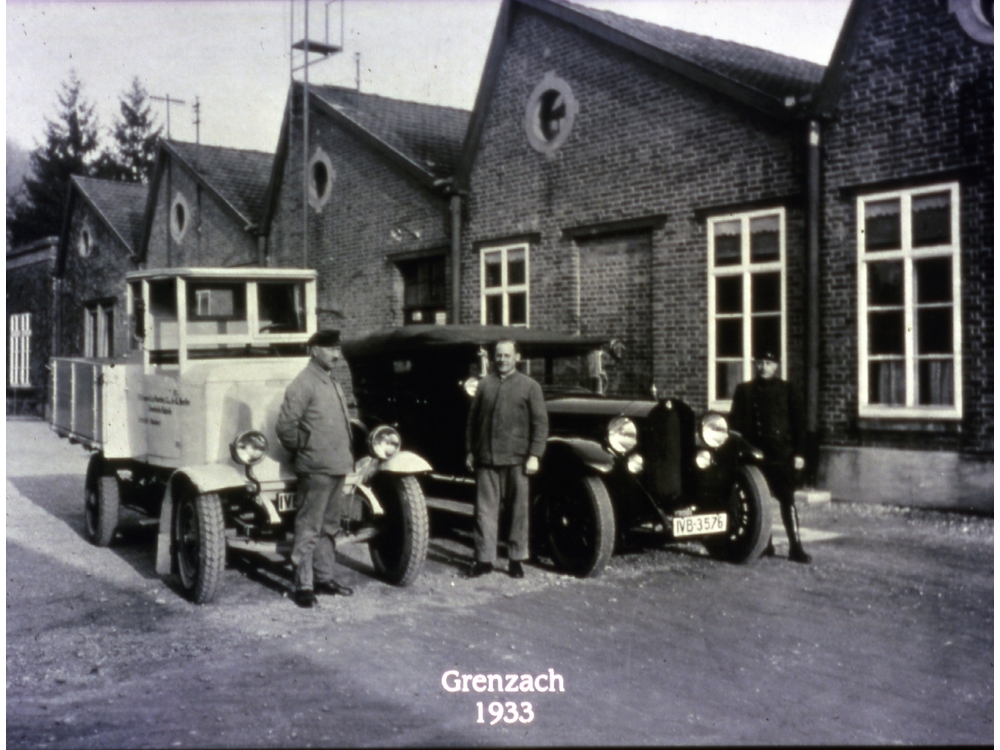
276 330 356 607
465 339 548 579
729 350 811 563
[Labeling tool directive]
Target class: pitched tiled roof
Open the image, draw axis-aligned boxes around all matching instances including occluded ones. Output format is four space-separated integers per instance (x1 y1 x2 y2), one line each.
167 141 274 226
547 0 825 99
72 176 148 254
310 85 471 179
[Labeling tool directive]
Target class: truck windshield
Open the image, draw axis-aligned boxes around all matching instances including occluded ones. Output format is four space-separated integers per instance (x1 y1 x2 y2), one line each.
258 282 307 333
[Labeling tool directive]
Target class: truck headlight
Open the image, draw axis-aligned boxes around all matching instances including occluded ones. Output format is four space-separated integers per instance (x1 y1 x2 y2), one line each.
700 413 729 448
368 425 401 460
607 416 638 455
231 430 268 466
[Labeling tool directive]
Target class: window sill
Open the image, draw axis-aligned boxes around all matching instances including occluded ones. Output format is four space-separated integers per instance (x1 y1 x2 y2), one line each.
857 417 963 433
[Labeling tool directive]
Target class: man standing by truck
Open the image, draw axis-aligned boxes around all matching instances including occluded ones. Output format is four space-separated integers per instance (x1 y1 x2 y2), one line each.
277 330 356 607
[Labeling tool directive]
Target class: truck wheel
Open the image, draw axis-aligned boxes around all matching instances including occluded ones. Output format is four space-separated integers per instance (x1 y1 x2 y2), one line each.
173 491 226 604
84 455 120 547
705 465 772 564
368 474 428 586
539 475 615 577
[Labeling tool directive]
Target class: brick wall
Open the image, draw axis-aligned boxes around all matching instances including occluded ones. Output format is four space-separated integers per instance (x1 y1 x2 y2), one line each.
820 0 993 455
462 5 808 413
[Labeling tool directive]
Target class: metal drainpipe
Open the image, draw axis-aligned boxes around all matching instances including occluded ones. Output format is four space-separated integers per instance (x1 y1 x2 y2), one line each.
806 120 821 445
450 194 462 324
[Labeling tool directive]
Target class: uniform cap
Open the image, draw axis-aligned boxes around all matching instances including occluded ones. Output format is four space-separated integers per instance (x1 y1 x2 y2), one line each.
755 350 780 363
308 329 341 347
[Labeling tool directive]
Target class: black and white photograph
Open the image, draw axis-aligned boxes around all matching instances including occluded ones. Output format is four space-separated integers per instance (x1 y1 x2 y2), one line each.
6 0 993 745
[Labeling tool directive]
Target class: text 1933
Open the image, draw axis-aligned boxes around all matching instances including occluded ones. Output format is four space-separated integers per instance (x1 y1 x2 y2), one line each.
476 701 534 725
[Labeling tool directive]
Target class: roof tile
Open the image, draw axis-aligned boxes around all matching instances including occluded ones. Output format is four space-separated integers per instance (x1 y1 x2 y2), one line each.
167 141 274 225
72 176 148 254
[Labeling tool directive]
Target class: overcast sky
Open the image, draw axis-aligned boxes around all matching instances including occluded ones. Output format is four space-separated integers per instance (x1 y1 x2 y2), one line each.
6 0 852 155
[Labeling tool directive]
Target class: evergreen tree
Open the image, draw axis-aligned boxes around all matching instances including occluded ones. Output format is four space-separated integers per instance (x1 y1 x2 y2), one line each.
95 77 162 183
7 71 101 246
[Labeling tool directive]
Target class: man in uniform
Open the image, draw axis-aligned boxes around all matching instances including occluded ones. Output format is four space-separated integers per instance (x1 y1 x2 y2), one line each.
729 351 811 563
465 340 549 578
276 330 356 607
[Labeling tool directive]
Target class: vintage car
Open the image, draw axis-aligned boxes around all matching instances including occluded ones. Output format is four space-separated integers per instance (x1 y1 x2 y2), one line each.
342 325 774 577
51 268 431 603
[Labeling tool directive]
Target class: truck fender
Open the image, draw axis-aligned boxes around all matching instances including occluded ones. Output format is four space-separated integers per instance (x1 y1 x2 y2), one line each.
154 465 250 576
378 450 432 474
543 437 615 474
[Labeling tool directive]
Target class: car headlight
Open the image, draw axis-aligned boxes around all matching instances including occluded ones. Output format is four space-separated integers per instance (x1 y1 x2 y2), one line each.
700 413 729 448
230 430 268 466
607 416 638 455
695 449 713 470
462 377 480 398
626 453 644 474
368 425 401 460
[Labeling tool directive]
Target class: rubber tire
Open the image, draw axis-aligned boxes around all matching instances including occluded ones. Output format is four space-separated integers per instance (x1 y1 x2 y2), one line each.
84 455 120 547
173 491 226 604
539 475 615 578
705 465 773 564
368 474 429 586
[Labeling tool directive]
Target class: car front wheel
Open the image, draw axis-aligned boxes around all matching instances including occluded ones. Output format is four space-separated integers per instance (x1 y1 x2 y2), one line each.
84 454 120 547
173 491 226 603
367 474 428 586
537 475 615 577
704 465 772 564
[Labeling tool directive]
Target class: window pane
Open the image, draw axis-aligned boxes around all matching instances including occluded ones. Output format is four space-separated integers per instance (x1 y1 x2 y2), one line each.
918 360 954 405
917 308 953 354
869 311 904 354
915 257 952 303
188 284 245 320
485 295 503 325
869 361 905 404
259 283 306 332
149 280 177 319
751 272 781 312
713 220 741 266
716 319 742 357
867 261 903 306
507 249 526 286
484 253 502 288
752 316 781 359
750 215 780 261
715 361 742 400
715 276 741 314
864 199 901 251
912 192 951 247
508 293 527 325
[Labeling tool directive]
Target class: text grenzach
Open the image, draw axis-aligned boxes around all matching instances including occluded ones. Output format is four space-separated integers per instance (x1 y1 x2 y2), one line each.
441 669 565 693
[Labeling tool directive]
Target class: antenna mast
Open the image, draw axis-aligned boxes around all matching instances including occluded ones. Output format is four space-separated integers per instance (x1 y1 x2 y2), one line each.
151 93 187 139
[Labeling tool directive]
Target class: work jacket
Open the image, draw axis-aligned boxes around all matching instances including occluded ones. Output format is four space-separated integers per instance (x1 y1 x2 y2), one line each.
276 358 354 475
467 370 548 467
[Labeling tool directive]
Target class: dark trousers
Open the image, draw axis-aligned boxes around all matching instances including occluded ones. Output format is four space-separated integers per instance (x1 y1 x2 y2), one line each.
291 473 345 591
474 464 529 564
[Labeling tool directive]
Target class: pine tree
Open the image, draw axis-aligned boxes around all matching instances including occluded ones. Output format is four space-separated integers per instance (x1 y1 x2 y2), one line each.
95 77 162 183
7 71 101 246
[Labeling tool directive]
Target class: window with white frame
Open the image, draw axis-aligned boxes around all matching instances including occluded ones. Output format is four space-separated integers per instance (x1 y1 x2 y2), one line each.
480 243 529 327
9 313 31 387
857 183 961 417
83 302 114 358
708 208 786 408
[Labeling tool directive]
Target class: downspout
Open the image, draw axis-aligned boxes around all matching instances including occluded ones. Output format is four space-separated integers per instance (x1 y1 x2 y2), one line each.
450 193 462 324
166 154 173 267
805 119 821 477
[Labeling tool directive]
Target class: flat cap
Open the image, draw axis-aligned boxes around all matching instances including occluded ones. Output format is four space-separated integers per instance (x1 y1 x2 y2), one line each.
307 329 341 347
755 350 780 362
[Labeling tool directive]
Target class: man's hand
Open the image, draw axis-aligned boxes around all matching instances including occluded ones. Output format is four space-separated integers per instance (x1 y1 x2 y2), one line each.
794 455 805 471
524 456 539 476
466 452 475 472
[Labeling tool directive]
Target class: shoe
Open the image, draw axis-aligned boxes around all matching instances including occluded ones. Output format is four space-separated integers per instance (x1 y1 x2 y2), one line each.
466 561 493 578
315 579 354 597
508 561 525 579
294 589 317 608
788 546 812 564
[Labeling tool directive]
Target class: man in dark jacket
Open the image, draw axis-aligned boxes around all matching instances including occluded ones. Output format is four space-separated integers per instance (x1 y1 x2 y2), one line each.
465 340 549 578
729 351 811 563
276 330 356 607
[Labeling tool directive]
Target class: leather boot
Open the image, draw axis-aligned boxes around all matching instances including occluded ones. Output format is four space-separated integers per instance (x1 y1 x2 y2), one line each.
780 503 812 564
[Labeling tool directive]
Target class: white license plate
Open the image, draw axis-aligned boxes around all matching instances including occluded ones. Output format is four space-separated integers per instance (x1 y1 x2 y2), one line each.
275 492 297 513
672 513 728 538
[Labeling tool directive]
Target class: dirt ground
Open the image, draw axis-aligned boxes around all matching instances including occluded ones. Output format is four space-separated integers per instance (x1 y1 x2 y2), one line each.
6 419 994 747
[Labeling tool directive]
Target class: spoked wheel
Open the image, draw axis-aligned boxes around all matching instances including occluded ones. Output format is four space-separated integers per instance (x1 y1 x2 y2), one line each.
538 475 615 577
705 465 772 564
84 454 120 547
173 491 226 603
367 474 428 586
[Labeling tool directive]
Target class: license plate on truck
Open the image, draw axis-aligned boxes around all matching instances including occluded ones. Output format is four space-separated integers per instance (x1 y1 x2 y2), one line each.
276 492 297 512
672 513 728 537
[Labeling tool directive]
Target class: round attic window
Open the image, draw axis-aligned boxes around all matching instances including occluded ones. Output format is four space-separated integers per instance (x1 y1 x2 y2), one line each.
78 227 92 258
524 72 579 154
308 147 335 212
170 191 190 242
